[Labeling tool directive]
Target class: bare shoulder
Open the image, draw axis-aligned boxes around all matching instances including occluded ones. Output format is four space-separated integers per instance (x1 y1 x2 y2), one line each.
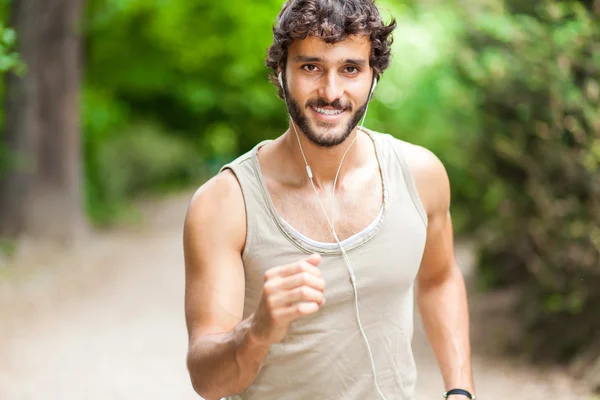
396 140 450 216
184 169 246 253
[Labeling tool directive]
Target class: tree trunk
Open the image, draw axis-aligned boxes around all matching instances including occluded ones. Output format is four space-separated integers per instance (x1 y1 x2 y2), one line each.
0 0 86 243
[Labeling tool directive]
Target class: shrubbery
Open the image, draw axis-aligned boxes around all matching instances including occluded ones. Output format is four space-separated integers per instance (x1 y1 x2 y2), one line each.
454 0 600 385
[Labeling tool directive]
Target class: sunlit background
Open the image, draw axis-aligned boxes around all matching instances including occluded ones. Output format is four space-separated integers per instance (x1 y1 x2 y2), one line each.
0 0 599 399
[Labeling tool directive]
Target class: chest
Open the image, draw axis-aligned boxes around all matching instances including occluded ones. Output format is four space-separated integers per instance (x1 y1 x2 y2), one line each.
267 166 383 243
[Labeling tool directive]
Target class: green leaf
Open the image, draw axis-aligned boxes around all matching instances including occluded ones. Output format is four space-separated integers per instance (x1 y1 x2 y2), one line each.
2 28 15 46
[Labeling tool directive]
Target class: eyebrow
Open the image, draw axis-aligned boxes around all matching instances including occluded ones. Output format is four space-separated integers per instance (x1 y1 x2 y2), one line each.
292 55 367 66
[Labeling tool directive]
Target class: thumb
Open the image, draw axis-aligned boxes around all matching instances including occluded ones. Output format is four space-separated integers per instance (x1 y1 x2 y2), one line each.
305 253 321 266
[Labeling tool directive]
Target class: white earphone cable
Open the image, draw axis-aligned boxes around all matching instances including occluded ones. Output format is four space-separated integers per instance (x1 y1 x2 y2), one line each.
285 76 388 400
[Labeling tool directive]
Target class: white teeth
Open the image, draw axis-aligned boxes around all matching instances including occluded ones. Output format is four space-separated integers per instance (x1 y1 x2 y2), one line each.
313 107 343 116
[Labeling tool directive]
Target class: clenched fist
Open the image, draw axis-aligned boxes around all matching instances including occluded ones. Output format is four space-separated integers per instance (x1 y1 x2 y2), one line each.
249 254 325 345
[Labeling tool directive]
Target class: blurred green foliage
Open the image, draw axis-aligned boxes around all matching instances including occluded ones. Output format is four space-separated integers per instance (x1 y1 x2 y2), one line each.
82 0 290 222
452 0 600 374
0 15 24 176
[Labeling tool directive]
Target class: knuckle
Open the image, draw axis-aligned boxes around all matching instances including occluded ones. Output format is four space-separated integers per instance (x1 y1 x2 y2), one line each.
301 286 312 298
264 270 272 282
262 284 271 296
301 272 312 285
263 282 276 297
299 262 310 273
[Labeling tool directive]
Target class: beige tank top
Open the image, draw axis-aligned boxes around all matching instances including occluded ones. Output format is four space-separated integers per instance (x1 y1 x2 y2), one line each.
220 129 428 400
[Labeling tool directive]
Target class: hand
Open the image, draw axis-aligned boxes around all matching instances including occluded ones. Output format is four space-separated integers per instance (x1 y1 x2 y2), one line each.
249 254 325 345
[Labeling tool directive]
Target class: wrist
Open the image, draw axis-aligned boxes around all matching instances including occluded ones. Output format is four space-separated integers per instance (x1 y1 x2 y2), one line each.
246 313 273 348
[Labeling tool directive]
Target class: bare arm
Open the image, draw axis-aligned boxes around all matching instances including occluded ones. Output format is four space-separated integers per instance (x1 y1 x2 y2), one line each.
184 170 326 399
184 171 269 399
404 143 475 398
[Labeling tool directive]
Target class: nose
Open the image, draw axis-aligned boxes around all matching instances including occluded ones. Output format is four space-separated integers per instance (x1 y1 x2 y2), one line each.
318 73 344 103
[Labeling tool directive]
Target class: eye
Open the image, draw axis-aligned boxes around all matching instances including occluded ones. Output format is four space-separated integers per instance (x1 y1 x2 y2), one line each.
344 66 360 74
302 64 319 72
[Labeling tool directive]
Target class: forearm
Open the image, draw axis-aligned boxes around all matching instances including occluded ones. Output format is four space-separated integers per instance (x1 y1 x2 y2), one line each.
187 315 270 400
417 265 474 395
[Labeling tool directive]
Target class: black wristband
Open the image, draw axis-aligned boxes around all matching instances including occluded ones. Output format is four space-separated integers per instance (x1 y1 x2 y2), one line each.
443 388 476 399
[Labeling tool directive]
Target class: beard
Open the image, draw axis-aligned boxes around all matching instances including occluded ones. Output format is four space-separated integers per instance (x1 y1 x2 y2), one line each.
283 83 369 148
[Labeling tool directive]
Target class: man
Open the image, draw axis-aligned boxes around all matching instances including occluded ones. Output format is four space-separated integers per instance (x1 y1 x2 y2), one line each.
183 1 475 399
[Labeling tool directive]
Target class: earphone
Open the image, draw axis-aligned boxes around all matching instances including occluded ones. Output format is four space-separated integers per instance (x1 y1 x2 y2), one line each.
370 76 378 96
278 71 389 400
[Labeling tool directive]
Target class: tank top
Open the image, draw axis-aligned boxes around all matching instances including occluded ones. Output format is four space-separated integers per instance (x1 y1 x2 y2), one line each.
220 128 428 400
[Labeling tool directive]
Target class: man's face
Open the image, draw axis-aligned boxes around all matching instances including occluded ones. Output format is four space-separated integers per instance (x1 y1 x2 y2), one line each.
282 35 373 148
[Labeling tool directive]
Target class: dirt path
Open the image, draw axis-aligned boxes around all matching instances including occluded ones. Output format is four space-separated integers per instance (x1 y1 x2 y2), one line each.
0 192 593 400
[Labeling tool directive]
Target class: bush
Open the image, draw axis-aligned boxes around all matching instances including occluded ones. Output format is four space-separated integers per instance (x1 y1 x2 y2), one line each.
454 0 600 380
84 118 207 225
80 0 289 224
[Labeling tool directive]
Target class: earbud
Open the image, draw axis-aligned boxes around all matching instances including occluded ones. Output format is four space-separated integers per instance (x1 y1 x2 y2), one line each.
370 78 378 96
278 72 284 88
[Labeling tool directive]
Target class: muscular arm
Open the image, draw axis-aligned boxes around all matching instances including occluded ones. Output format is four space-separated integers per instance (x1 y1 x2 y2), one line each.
404 143 475 397
184 171 270 400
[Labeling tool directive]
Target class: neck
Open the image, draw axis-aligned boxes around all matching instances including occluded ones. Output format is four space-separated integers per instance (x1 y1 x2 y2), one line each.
283 125 367 188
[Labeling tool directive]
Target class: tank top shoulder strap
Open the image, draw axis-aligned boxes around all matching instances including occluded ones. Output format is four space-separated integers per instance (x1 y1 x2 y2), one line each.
218 140 273 262
368 130 428 227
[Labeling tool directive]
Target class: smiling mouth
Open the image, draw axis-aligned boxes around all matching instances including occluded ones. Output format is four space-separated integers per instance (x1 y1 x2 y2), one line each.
310 106 345 116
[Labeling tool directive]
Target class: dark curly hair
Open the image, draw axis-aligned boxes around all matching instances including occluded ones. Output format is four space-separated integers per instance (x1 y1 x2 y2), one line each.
266 0 397 99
